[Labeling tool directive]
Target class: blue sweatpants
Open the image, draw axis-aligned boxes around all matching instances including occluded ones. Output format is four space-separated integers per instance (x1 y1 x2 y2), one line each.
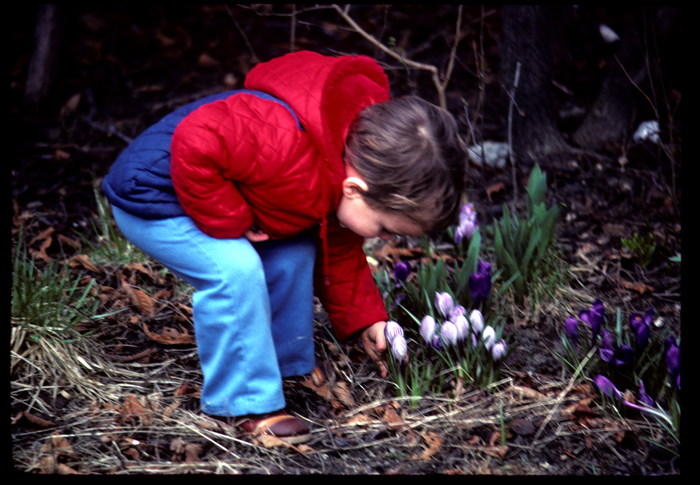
111 205 317 417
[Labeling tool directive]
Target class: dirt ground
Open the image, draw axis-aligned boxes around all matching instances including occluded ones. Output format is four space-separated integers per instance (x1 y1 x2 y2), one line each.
11 6 681 475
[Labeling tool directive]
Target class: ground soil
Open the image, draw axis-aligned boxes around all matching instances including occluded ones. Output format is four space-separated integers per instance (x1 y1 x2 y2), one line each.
11 6 681 475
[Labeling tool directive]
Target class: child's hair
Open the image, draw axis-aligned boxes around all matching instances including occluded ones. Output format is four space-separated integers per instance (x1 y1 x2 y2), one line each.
344 96 467 233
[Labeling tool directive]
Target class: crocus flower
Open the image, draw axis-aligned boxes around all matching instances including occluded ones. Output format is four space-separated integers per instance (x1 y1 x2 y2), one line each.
469 260 492 307
630 307 653 348
469 309 484 336
454 203 478 244
665 338 680 387
492 339 507 361
593 375 623 399
431 334 444 352
435 292 454 319
599 330 614 363
452 314 470 344
580 299 605 342
449 304 467 321
390 334 408 364
393 261 411 284
420 315 437 347
638 379 655 407
482 325 496 351
384 321 404 346
564 316 579 348
441 320 459 347
615 344 634 366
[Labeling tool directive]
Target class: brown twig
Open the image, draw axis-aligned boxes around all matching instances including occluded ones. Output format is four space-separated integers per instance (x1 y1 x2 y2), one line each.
331 4 463 110
105 348 158 363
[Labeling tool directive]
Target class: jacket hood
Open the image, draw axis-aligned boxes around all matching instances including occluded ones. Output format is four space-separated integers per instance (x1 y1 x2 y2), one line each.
244 51 390 205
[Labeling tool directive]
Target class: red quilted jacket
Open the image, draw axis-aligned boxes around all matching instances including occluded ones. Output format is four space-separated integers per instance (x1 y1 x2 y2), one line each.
170 51 391 342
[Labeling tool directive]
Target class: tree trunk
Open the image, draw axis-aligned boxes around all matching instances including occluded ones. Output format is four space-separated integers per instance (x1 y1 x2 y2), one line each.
572 7 680 150
24 5 63 109
500 5 568 163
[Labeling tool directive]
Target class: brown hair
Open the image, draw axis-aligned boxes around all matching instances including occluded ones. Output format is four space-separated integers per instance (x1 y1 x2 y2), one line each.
344 96 467 233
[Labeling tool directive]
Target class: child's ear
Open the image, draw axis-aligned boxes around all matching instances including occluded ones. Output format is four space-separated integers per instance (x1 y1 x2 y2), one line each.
342 176 369 199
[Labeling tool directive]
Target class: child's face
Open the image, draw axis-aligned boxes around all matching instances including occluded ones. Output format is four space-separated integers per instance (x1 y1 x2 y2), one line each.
336 174 425 240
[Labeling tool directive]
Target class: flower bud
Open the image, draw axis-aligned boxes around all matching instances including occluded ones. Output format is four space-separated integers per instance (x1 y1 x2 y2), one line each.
390 334 408 363
449 305 466 321
564 316 579 348
384 321 404 346
452 314 470 343
593 375 622 399
482 325 496 351
469 309 484 335
441 320 459 347
420 315 436 346
492 339 507 361
435 292 454 319
393 261 411 283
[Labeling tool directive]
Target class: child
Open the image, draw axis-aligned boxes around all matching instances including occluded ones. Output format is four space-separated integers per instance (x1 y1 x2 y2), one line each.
102 50 466 444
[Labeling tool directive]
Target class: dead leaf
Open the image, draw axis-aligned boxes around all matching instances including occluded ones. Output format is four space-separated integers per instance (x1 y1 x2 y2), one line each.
345 414 375 427
30 235 53 263
482 445 508 459
184 443 203 463
142 322 196 346
332 381 356 408
197 52 219 67
68 254 100 273
620 279 654 294
411 431 443 460
602 223 628 238
18 411 56 429
118 395 151 424
486 182 505 201
57 234 81 250
125 262 154 279
120 278 155 315
510 418 535 436
174 381 201 397
251 433 312 454
30 226 55 245
300 377 335 402
512 385 547 401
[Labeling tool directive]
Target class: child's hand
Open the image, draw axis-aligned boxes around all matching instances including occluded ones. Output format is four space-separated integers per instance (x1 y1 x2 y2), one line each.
244 226 270 242
361 321 388 378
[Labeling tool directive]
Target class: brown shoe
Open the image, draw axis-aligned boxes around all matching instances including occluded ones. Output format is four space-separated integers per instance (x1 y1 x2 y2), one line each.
238 411 311 444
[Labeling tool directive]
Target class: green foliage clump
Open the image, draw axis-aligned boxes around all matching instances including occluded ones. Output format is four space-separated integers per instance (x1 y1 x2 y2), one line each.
622 228 657 269
493 164 561 304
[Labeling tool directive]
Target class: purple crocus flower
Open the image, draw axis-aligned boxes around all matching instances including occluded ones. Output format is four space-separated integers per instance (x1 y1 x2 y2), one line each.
384 321 404 346
449 305 467 321
431 334 444 352
630 307 653 348
393 261 411 284
469 260 492 307
599 330 615 363
420 315 437 347
492 339 507 361
593 375 623 399
482 325 496 351
454 203 478 244
435 292 454 319
665 338 680 387
615 344 634 366
580 299 605 342
452 314 470 344
638 379 655 407
390 334 408 364
469 309 484 336
564 316 579 348
441 320 459 347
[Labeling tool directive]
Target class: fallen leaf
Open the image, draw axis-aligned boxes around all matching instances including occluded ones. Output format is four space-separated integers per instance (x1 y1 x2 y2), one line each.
184 443 203 463
174 381 201 397
68 254 100 273
142 322 195 345
332 381 356 408
118 395 151 424
482 445 508 459
411 431 443 460
620 279 654 294
345 414 375 427
602 223 628 238
125 262 154 279
198 52 219 67
486 182 505 201
30 226 55 245
122 279 155 315
30 236 53 262
252 433 312 454
18 411 56 429
300 377 335 402
512 385 547 401
510 418 535 436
